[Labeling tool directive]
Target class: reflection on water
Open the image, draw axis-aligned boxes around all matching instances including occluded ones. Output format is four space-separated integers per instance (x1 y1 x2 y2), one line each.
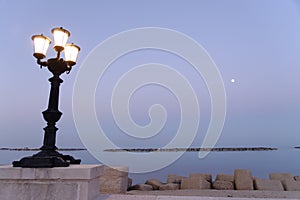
1 149 299 184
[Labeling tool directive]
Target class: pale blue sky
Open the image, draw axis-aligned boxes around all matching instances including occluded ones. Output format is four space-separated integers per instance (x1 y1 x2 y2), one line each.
1 0 300 150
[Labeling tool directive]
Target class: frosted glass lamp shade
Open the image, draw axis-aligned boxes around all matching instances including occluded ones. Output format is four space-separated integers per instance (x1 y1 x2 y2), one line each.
64 43 80 67
51 27 70 52
32 35 51 59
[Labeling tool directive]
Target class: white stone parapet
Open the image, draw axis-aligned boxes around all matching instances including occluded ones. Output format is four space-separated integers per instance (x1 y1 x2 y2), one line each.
0 164 103 200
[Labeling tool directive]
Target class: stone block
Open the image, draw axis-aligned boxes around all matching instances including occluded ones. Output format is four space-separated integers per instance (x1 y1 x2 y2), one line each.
254 178 284 191
134 184 153 191
212 180 234 190
295 176 300 181
166 174 186 184
0 165 103 200
216 174 234 183
189 173 212 182
100 166 129 194
234 169 254 190
145 178 163 190
269 173 294 182
159 183 180 190
101 166 128 176
282 180 300 191
181 177 211 190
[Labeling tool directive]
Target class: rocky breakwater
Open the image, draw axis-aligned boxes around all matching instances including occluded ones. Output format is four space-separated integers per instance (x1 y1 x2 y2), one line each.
105 147 277 152
128 169 300 192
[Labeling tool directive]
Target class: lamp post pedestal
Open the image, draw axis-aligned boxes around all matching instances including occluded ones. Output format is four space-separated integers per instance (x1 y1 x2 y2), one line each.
13 58 81 168
0 165 103 200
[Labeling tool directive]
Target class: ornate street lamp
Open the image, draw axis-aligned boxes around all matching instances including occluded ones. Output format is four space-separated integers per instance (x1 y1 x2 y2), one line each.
13 27 81 167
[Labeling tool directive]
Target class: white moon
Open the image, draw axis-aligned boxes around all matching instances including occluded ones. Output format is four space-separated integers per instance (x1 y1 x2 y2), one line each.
231 79 235 83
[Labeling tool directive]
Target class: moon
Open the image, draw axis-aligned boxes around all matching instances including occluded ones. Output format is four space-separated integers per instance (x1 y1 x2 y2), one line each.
231 79 235 83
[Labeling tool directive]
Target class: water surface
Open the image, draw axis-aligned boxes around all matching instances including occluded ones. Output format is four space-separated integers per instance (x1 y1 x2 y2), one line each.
1 148 299 184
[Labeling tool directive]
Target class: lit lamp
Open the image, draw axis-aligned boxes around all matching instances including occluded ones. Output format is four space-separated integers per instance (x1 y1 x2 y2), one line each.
13 27 81 168
32 34 51 59
64 43 80 67
52 27 70 52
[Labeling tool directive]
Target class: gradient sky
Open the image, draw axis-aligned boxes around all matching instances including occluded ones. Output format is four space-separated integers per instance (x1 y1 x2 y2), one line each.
1 0 300 151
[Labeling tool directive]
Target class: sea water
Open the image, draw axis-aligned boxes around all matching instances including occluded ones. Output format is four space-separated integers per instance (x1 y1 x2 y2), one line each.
1 148 299 184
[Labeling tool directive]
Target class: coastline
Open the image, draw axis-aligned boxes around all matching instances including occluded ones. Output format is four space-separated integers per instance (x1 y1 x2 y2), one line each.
104 147 278 152
2 146 300 152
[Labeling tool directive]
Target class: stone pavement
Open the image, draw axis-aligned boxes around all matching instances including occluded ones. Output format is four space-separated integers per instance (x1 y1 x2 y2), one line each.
95 190 300 200
96 195 300 200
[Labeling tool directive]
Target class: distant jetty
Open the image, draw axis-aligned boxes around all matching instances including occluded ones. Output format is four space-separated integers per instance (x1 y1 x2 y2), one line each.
1 147 281 152
104 147 277 152
0 147 86 151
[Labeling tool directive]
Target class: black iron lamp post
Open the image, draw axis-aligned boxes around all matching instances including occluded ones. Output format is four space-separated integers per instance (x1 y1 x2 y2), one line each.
13 27 81 168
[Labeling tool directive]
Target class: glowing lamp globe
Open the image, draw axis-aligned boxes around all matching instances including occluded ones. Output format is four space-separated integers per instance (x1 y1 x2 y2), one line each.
64 43 80 67
51 27 70 52
32 35 51 59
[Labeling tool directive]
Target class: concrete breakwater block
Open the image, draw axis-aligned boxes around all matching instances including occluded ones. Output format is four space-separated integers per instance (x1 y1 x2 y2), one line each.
145 178 163 190
129 170 300 192
181 177 211 189
189 173 212 182
134 184 153 191
282 180 300 191
166 174 186 184
0 165 103 200
269 173 294 182
216 174 234 183
212 180 234 190
254 178 284 191
234 169 254 190
159 183 180 190
100 166 129 194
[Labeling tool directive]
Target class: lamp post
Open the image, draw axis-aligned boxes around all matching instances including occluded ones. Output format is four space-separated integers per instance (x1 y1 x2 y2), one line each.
13 27 81 168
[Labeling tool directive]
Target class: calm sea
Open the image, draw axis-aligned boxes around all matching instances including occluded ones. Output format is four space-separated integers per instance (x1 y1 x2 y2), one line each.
1 148 299 184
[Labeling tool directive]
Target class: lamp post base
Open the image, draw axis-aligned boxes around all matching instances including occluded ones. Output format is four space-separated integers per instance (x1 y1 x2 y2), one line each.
12 150 81 168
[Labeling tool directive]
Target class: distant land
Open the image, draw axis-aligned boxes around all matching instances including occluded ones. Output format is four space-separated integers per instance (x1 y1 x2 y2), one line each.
2 146 300 152
104 147 278 152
